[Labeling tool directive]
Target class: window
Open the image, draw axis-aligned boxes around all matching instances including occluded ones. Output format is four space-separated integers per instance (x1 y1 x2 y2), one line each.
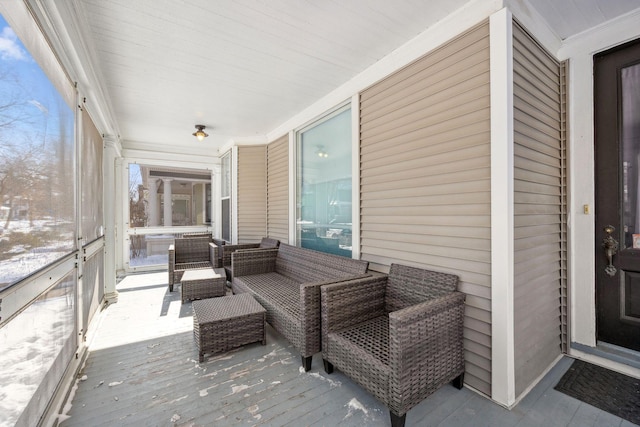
221 151 232 242
128 164 211 227
0 14 75 290
296 106 352 257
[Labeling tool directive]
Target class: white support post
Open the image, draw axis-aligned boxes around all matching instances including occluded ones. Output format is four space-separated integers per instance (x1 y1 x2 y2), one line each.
103 137 121 304
163 178 173 226
490 7 516 408
148 178 159 226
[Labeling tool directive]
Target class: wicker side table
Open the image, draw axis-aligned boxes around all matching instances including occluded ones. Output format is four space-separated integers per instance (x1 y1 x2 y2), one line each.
181 267 226 303
192 293 266 362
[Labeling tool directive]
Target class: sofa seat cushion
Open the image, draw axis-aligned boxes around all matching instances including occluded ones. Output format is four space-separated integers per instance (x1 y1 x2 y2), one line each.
175 261 211 272
234 272 301 319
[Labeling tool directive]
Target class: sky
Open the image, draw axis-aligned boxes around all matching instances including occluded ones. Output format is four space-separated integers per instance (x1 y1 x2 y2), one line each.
0 13 72 150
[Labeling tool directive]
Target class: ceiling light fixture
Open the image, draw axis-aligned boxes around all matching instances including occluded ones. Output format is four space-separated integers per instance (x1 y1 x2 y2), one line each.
316 146 329 158
192 124 209 141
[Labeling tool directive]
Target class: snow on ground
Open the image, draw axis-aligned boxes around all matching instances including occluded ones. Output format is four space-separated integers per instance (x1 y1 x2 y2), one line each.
0 292 74 427
0 219 74 289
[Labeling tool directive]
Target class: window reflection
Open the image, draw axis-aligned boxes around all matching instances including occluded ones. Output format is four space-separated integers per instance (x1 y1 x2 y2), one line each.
296 107 352 257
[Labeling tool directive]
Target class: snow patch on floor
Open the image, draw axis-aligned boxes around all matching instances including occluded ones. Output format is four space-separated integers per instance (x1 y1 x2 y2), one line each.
307 372 341 388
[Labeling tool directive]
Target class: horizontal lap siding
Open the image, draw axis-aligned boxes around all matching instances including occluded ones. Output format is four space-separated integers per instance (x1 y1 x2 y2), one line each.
267 135 289 244
359 22 491 396
238 146 267 243
513 22 565 397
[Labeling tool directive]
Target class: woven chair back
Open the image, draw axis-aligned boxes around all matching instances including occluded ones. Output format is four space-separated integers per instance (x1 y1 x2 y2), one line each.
174 237 212 263
275 243 368 283
385 263 459 312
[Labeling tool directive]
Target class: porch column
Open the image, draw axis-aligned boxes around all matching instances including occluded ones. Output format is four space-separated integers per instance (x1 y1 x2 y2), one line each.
490 8 516 408
163 178 173 226
103 136 122 304
148 178 159 226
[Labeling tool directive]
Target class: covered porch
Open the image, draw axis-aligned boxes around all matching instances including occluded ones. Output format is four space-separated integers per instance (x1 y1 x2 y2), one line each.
56 272 632 427
1 0 640 426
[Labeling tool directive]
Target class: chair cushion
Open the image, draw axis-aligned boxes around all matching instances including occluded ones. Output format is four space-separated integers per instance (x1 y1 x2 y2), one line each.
335 316 389 366
327 316 390 403
259 237 280 248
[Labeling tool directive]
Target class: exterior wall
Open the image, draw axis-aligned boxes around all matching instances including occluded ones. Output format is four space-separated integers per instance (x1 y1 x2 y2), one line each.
359 21 492 396
267 135 289 243
512 22 566 397
237 145 267 243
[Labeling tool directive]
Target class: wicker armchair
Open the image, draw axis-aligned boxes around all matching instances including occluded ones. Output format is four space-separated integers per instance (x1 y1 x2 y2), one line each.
168 236 216 292
219 237 279 280
321 264 465 427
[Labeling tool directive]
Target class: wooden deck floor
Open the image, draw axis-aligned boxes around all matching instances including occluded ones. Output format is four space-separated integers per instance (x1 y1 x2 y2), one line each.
56 272 638 427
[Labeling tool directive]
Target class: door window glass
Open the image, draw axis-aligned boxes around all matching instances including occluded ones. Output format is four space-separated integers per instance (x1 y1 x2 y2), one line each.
621 63 640 248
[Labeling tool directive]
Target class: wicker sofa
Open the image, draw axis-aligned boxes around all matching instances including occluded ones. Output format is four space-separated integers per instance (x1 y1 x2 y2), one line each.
168 236 217 292
216 237 280 281
320 264 466 427
231 243 369 371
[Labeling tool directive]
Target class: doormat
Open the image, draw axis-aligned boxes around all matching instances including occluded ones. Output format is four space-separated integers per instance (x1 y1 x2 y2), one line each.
554 359 640 425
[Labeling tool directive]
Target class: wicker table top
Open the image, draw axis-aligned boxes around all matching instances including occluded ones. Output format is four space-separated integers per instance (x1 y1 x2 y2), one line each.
182 267 225 282
192 293 265 323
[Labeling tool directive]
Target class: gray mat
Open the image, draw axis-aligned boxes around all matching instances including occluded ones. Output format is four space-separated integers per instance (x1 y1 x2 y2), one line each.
554 359 640 425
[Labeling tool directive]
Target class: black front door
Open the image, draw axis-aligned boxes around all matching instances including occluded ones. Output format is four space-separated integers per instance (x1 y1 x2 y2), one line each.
594 38 640 352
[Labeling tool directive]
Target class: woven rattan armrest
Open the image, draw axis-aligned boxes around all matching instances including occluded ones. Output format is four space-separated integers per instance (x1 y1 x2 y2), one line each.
232 248 278 277
321 274 388 338
389 291 465 330
209 243 222 268
387 291 466 413
168 244 176 290
300 274 371 342
168 244 175 264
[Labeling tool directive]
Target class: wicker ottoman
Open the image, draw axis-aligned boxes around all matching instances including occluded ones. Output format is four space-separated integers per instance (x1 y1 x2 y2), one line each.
181 267 226 303
192 293 266 362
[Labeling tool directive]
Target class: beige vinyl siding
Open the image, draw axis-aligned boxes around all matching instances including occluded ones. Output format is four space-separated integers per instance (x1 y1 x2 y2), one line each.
267 135 289 244
513 22 566 397
359 21 492 396
237 145 267 243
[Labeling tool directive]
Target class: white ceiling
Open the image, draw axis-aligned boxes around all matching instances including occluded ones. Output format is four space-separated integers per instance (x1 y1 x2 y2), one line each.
67 0 640 154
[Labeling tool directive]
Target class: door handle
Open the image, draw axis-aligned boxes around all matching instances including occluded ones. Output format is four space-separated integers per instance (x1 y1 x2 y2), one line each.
602 225 618 277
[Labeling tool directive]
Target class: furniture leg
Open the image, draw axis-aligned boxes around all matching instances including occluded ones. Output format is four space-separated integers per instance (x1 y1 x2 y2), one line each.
302 356 312 372
452 372 465 390
323 359 334 374
390 412 406 427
